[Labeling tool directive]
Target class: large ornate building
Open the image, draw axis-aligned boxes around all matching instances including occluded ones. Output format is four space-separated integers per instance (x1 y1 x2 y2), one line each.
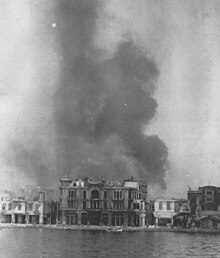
59 176 153 227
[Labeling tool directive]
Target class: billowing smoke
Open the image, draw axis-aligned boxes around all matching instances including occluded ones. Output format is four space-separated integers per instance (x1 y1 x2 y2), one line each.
54 0 168 188
6 0 168 189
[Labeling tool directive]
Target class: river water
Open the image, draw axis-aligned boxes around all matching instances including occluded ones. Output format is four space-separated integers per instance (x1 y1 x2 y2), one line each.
0 228 219 258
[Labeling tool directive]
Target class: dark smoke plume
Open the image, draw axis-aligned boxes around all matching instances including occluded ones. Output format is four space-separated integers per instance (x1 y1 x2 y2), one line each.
7 0 168 189
54 0 168 188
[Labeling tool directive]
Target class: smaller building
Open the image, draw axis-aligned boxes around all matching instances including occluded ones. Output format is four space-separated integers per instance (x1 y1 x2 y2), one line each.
188 185 220 229
27 200 43 224
13 197 26 224
0 191 13 223
154 199 187 227
0 188 58 225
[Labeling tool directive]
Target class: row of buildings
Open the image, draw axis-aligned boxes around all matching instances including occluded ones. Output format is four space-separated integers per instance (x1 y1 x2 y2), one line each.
1 176 220 229
0 188 59 225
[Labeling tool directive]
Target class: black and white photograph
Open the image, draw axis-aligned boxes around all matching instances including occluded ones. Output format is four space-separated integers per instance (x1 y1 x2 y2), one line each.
0 0 220 257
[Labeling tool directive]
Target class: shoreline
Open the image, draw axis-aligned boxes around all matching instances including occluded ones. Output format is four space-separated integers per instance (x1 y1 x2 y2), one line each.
1 224 220 233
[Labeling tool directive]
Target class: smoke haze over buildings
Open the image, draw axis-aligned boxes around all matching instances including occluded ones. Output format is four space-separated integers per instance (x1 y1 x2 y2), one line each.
53 0 168 188
1 0 220 197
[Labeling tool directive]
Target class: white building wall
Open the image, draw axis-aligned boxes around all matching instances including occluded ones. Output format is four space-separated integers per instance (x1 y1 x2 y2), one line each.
14 202 26 213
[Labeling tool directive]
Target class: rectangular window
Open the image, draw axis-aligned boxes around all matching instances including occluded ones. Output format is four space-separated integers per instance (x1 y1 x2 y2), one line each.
117 191 119 199
91 201 99 209
18 204 21 210
8 203 12 210
206 191 213 195
104 201 107 209
83 201 86 209
69 190 76 199
133 203 139 210
113 201 122 209
28 203 33 211
167 201 171 210
68 201 76 208
104 191 107 199
83 191 86 199
159 202 163 210
114 191 116 199
206 198 213 202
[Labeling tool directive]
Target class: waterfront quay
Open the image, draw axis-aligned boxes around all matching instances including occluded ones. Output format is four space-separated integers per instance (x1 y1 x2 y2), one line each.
1 176 220 231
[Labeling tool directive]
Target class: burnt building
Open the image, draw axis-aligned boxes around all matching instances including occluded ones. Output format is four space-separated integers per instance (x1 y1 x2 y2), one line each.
188 185 220 215
59 176 152 227
188 185 220 228
0 188 58 225
154 198 189 227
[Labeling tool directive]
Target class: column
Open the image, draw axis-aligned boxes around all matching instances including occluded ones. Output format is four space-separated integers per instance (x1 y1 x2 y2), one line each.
155 217 158 227
11 213 15 224
77 212 81 225
124 213 128 227
108 212 112 226
61 211 66 225
26 214 29 224
141 214 146 227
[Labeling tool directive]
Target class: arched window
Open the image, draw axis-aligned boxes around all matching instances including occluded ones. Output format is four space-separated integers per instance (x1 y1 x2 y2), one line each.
91 190 99 199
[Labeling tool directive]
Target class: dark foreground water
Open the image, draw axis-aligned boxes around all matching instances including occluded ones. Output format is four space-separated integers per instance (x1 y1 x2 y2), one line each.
0 228 220 258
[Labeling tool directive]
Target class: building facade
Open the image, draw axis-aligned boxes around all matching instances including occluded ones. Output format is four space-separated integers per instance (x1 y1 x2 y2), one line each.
188 185 220 215
0 191 13 223
188 185 220 228
59 176 151 227
0 188 57 225
154 199 188 227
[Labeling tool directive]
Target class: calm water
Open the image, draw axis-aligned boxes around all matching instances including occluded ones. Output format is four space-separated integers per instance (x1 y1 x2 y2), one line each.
0 228 220 258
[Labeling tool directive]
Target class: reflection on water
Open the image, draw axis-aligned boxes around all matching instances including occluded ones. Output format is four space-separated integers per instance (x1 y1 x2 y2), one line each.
0 228 219 258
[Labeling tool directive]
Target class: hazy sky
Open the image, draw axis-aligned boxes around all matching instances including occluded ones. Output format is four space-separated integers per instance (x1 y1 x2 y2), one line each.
1 0 220 197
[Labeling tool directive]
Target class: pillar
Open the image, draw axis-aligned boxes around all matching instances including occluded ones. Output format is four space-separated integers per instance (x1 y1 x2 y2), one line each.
155 217 158 227
131 214 134 227
171 217 174 227
26 214 29 224
108 212 112 226
61 211 66 225
141 214 146 227
11 213 15 224
124 213 128 227
77 212 81 225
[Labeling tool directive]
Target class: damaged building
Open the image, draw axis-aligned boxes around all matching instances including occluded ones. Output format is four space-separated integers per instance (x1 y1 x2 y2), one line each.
154 199 189 227
0 188 59 225
59 176 153 227
188 185 220 229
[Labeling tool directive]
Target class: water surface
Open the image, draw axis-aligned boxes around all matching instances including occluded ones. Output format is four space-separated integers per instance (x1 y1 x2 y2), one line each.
0 228 219 257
